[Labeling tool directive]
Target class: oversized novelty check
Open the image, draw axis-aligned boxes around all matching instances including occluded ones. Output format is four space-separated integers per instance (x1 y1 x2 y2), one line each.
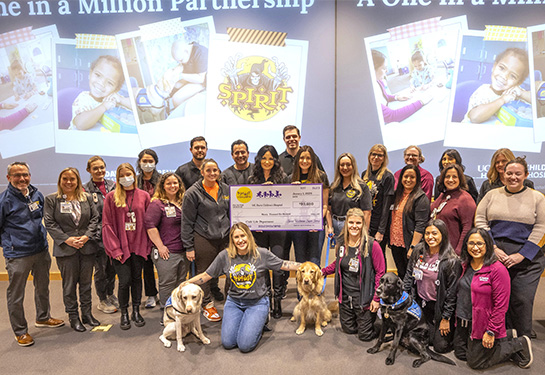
230 184 323 231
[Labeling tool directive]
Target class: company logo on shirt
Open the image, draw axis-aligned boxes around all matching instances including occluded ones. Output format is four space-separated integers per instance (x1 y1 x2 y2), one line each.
218 55 293 121
346 189 356 199
229 263 257 289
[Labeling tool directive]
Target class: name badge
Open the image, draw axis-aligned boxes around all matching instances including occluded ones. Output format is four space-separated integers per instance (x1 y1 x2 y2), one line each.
413 268 423 281
125 222 136 231
60 202 72 214
28 201 39 212
92 193 98 203
165 206 176 218
348 257 359 272
127 211 136 223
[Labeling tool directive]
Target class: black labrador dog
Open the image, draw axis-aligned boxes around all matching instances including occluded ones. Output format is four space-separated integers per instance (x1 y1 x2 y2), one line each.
367 273 455 367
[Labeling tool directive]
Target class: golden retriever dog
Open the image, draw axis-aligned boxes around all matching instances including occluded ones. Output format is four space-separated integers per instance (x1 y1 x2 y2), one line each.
159 283 210 352
291 261 332 336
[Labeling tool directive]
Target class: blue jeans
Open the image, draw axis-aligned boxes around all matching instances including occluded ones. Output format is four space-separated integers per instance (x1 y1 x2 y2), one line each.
222 295 269 353
292 230 321 266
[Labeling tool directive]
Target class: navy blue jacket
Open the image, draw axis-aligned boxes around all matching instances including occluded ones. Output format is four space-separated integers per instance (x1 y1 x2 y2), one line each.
0 183 48 258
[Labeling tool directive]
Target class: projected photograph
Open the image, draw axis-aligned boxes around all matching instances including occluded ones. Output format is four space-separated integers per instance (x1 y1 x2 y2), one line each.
0 25 58 158
445 30 541 152
528 24 545 143
53 39 141 157
117 16 214 148
205 33 308 152
364 16 467 151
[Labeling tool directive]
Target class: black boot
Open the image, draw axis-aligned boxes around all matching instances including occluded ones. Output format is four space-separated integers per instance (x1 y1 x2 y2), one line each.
120 308 131 330
272 297 282 319
81 313 100 327
131 305 145 327
69 315 86 332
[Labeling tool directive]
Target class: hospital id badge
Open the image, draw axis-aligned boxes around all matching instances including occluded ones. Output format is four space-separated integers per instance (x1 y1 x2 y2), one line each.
413 268 423 281
348 257 359 272
28 201 39 212
125 222 136 231
165 206 176 218
60 202 72 214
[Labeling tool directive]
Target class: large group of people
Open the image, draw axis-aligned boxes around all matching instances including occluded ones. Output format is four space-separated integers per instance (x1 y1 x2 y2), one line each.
1 128 543 368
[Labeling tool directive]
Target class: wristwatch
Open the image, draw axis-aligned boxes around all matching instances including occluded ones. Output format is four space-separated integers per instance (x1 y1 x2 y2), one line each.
485 330 495 337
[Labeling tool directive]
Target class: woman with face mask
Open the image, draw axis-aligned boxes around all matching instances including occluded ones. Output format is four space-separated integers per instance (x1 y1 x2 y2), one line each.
102 163 151 330
136 149 161 308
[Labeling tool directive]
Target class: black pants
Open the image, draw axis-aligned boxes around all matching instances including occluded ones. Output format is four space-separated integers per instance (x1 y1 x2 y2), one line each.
389 244 408 280
194 233 228 305
254 231 287 297
466 335 523 370
339 294 377 341
419 299 455 353
453 317 471 361
143 256 158 297
505 254 545 337
113 254 145 309
56 252 95 317
94 248 116 301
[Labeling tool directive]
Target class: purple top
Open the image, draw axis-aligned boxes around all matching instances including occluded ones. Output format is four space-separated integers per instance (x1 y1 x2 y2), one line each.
461 261 510 340
0 107 30 131
431 189 476 255
144 199 183 253
394 166 434 201
377 80 423 124
415 252 439 302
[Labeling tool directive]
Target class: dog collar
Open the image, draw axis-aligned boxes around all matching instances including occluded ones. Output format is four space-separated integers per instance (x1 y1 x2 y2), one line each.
380 291 409 309
165 296 188 318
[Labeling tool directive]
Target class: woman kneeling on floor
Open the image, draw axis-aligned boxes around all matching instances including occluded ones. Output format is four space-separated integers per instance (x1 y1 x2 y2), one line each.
183 222 301 353
322 207 385 341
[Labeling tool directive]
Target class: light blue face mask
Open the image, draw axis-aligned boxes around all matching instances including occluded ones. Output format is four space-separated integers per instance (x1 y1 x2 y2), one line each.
140 163 155 173
119 175 135 187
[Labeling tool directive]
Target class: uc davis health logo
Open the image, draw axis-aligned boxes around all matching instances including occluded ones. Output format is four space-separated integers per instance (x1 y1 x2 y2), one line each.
218 55 293 121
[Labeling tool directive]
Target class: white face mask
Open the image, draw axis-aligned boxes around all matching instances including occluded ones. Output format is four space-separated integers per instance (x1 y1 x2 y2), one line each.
119 176 135 188
140 162 155 173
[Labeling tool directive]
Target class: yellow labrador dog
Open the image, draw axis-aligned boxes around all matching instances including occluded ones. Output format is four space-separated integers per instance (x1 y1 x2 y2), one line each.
291 261 332 336
159 283 210 352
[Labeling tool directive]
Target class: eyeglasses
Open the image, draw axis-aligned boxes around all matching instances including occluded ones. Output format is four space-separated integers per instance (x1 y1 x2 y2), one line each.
370 153 384 158
10 173 30 178
467 241 485 248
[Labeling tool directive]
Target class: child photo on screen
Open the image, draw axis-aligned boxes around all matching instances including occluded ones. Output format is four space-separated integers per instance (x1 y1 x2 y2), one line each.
71 55 131 130
464 48 531 123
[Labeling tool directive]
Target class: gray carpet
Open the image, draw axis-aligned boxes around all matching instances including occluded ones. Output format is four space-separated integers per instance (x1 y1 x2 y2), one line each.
1 278 544 375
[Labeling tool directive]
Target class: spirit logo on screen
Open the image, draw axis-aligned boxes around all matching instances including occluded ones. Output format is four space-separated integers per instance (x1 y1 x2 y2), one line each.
218 55 293 121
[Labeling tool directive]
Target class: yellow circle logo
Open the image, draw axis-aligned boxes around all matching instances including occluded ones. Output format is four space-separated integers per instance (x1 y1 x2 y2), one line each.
236 187 252 203
346 189 356 198
217 55 293 122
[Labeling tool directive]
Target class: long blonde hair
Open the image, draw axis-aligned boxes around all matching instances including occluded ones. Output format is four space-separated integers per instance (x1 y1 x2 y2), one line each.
113 163 136 208
151 172 184 206
339 207 370 257
226 222 260 259
487 148 515 183
330 153 363 197
362 144 390 182
56 167 87 201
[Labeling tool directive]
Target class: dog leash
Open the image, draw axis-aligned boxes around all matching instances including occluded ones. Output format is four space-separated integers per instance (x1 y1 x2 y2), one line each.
321 233 335 294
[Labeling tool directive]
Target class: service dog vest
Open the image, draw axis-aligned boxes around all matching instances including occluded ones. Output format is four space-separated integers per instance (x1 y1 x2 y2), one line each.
380 291 422 320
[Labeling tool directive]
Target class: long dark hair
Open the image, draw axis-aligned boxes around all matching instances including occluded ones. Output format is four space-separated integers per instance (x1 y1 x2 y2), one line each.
438 164 468 193
460 228 497 267
438 149 465 172
248 145 285 184
421 219 457 261
291 145 322 184
394 164 421 214
136 148 159 174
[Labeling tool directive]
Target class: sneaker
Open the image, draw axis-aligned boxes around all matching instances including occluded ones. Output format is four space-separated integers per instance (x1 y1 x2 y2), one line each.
107 295 120 309
15 333 34 347
145 295 157 309
35 317 65 328
202 302 221 322
211 288 224 302
513 335 533 369
97 299 117 314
